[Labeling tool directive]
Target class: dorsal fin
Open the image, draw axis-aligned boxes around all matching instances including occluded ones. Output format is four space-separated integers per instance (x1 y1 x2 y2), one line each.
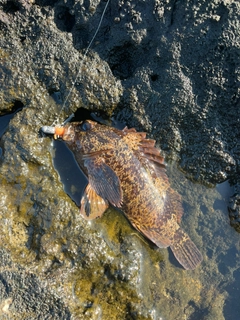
122 127 137 133
122 127 147 140
121 127 183 220
121 128 166 176
139 138 156 147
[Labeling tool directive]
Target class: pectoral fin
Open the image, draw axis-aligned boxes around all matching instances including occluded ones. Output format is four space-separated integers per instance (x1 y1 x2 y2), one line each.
80 183 109 220
84 157 123 207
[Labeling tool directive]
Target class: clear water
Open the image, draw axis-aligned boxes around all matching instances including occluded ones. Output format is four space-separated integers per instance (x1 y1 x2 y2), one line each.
52 139 87 205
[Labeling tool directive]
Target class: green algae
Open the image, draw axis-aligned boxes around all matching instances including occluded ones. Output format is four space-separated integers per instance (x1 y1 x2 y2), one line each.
71 266 143 319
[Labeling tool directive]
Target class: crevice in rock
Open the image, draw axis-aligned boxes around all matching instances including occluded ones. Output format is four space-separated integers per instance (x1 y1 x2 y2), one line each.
150 74 159 82
0 100 24 117
34 0 58 7
2 0 21 14
54 6 76 33
107 43 142 80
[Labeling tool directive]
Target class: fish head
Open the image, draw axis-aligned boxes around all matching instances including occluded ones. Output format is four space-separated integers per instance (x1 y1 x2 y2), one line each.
55 120 118 154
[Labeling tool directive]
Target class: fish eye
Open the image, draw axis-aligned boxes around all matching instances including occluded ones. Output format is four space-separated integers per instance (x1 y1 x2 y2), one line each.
81 121 92 131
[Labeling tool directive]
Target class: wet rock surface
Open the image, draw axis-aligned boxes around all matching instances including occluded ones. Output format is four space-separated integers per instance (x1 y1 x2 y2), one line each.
0 249 71 319
228 184 240 233
0 0 240 319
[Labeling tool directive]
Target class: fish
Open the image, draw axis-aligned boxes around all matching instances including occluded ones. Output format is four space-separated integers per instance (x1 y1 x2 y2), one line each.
41 120 202 269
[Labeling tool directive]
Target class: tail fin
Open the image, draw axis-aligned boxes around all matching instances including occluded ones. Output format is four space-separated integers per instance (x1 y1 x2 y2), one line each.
170 228 202 270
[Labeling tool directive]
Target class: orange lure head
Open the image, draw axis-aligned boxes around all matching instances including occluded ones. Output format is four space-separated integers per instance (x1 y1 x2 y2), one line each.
54 126 65 139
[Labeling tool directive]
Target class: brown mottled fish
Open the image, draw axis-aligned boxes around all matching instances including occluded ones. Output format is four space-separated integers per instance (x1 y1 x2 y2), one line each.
42 120 202 269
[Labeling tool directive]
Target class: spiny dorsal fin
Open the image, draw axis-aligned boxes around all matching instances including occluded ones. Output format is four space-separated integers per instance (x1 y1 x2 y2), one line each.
121 127 167 181
122 127 137 133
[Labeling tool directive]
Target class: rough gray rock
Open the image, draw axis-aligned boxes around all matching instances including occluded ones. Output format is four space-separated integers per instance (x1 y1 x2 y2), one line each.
0 250 71 319
0 0 240 319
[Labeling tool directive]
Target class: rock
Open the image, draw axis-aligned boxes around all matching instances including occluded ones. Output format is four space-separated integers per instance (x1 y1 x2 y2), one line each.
0 249 71 319
0 0 240 319
228 184 240 233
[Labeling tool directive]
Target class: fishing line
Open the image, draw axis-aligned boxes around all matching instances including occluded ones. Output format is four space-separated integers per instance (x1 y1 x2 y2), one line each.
52 0 111 126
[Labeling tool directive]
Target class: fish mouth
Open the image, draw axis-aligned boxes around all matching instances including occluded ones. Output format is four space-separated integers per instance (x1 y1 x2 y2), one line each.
61 125 75 142
50 125 75 141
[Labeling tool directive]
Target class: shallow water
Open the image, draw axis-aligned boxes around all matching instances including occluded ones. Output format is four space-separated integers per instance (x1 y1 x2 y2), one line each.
0 113 13 137
52 139 88 205
0 106 24 157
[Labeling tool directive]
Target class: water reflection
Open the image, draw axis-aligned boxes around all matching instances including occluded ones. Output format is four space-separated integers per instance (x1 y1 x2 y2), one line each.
52 139 87 205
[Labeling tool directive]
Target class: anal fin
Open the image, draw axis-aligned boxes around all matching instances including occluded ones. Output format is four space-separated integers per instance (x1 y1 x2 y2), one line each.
170 228 202 270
